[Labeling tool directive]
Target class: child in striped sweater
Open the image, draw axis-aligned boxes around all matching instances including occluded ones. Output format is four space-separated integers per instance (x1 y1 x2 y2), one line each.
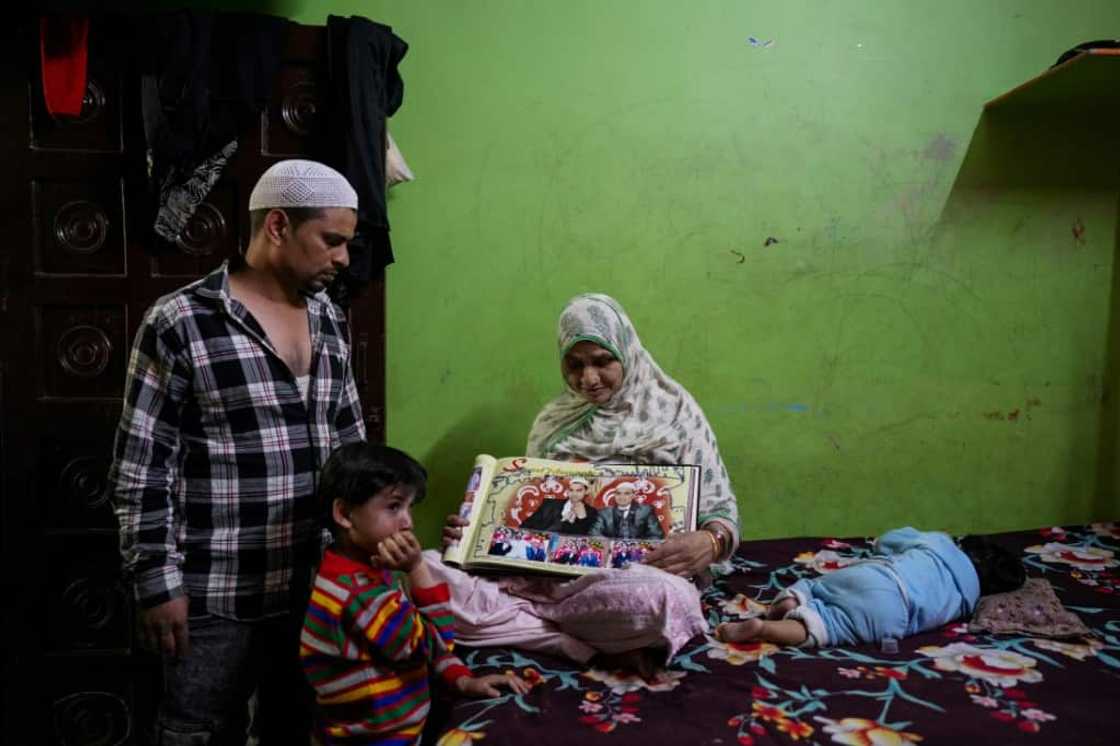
301 443 529 745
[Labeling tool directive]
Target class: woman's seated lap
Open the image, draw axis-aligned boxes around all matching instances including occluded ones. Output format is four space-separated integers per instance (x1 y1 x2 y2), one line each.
438 294 740 666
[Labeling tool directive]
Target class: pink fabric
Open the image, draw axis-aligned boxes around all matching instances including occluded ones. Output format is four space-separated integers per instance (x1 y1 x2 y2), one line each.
423 551 708 662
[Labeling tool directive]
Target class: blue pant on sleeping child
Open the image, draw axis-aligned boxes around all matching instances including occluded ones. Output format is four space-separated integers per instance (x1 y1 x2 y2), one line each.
778 527 981 647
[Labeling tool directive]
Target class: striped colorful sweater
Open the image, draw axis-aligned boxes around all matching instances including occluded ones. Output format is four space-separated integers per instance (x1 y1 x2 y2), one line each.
300 549 471 744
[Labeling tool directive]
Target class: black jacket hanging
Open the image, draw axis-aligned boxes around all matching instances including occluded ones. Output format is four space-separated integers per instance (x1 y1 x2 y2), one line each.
326 15 408 298
138 11 288 249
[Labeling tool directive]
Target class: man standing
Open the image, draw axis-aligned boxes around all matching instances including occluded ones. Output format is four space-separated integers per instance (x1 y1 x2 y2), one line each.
588 482 664 540
109 159 366 744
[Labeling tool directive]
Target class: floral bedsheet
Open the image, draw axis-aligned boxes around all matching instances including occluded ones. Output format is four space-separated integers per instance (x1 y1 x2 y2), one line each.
431 523 1120 745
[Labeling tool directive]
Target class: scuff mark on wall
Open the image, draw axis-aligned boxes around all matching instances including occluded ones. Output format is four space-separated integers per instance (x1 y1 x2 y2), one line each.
982 398 1041 423
1073 217 1086 246
921 133 957 162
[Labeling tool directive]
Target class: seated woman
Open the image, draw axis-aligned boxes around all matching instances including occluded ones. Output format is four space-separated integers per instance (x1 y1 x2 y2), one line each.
519 477 599 535
429 293 739 674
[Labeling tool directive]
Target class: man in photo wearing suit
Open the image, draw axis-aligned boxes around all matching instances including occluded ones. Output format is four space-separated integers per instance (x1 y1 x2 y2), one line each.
589 482 664 540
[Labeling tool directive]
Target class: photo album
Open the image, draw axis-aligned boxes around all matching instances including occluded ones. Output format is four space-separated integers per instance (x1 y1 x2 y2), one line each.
442 454 699 577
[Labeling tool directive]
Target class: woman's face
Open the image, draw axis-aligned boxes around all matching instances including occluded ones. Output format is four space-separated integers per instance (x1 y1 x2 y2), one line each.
566 482 588 504
563 341 623 404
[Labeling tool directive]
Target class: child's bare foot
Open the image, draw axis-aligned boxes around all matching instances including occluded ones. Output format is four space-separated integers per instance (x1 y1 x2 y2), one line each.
716 617 764 642
767 597 797 620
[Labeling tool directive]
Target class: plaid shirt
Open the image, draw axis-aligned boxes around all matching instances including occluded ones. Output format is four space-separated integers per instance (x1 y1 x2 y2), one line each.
109 262 366 620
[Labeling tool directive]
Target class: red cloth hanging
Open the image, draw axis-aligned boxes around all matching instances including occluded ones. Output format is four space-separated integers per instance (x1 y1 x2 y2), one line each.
40 16 90 117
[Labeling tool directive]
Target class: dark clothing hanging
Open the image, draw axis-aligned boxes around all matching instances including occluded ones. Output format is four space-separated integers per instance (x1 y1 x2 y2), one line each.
326 15 408 294
137 11 289 247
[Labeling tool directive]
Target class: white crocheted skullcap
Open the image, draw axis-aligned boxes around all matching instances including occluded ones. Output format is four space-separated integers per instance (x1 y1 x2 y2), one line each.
248 159 358 211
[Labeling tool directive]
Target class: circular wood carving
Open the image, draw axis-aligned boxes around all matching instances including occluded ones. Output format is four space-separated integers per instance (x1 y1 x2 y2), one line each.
52 691 131 746
59 457 110 511
61 577 122 633
176 202 226 257
79 80 107 123
281 80 319 136
54 200 109 255
57 325 112 379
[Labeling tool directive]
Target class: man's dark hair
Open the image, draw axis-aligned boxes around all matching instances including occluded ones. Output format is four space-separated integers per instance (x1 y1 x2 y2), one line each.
248 207 326 238
318 442 427 534
959 535 1026 596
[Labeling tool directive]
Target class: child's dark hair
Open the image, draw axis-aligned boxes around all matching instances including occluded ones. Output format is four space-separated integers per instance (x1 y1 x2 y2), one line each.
959 535 1026 596
318 442 427 533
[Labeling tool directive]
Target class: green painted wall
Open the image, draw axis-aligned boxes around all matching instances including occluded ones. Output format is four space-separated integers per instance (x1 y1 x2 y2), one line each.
267 0 1120 545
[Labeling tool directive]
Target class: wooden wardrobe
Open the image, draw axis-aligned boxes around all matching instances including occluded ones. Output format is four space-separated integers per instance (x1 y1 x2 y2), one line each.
0 16 386 743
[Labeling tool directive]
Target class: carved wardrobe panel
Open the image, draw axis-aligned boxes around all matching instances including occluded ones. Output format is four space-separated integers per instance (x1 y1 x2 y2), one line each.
1 16 386 743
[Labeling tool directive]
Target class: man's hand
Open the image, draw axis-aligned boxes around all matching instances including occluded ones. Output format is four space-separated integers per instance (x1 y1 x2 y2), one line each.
642 530 714 578
454 672 532 698
441 513 470 549
139 596 190 658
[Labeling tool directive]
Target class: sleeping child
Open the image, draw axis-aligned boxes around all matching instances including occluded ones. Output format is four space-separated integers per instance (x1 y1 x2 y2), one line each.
716 527 1025 647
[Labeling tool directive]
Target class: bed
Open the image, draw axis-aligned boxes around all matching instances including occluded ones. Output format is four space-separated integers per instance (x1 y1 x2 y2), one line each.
430 523 1120 745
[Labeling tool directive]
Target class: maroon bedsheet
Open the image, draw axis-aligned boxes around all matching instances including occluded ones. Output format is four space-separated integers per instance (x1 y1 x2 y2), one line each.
431 523 1120 745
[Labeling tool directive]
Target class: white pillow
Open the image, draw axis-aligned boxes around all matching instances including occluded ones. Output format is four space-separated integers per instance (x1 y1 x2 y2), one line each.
386 131 414 188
